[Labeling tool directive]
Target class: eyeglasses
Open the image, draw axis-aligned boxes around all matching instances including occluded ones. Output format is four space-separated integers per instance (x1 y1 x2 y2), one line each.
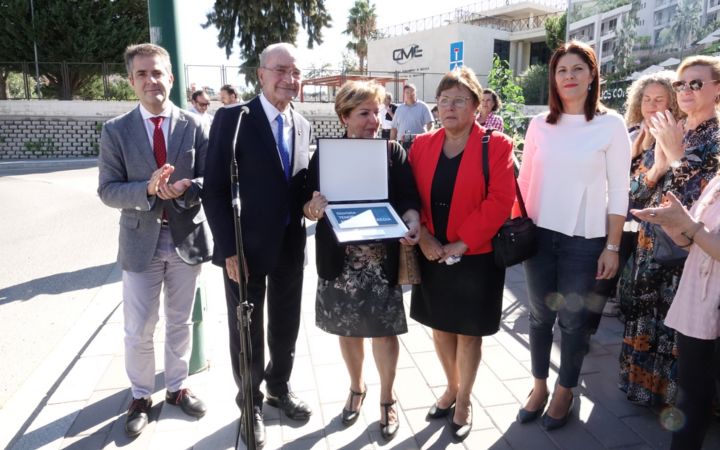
195 102 209 107
436 96 472 108
671 79 720 92
262 66 302 80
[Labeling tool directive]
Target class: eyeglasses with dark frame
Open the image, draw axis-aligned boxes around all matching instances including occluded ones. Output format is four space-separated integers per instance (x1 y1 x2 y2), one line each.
262 66 302 80
436 96 473 108
671 79 720 93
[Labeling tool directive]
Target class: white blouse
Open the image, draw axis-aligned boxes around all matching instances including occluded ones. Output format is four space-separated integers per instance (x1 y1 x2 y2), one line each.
518 111 631 238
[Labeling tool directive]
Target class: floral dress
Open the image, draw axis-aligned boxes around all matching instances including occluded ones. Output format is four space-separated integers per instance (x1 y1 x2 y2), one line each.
316 244 407 337
618 118 720 406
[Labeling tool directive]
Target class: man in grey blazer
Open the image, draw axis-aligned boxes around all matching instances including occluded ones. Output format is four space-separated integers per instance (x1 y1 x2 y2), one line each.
97 43 212 438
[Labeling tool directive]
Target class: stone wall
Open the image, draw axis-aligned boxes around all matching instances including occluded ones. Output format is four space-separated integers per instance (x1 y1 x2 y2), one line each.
0 101 346 160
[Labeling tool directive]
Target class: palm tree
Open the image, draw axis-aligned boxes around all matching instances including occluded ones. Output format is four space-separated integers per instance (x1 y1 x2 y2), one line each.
343 0 377 74
668 0 702 58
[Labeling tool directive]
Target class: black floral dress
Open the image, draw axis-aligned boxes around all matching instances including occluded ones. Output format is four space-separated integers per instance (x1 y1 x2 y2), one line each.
316 244 407 337
618 118 720 406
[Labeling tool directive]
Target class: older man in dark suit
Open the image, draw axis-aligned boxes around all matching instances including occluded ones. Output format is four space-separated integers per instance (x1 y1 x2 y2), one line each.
97 43 212 438
203 42 311 447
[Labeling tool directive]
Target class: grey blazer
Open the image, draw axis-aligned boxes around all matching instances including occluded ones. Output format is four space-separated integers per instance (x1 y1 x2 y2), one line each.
98 104 213 272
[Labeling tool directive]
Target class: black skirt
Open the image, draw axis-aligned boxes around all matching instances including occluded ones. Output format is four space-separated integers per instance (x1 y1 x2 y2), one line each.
410 251 504 336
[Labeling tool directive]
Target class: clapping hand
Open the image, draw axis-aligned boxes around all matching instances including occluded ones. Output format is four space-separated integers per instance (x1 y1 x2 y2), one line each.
648 110 685 162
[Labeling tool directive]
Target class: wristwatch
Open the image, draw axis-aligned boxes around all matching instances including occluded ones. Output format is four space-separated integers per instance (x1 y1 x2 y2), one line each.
605 244 620 252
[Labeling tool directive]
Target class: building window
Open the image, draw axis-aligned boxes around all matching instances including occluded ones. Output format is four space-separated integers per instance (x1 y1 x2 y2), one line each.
494 39 510 63
530 41 552 65
602 40 615 53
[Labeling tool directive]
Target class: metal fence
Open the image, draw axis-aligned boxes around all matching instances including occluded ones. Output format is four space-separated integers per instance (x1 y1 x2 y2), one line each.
1 62 133 100
3 61 489 105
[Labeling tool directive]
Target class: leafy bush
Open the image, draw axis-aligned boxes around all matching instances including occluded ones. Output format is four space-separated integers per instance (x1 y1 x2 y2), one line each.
519 65 549 106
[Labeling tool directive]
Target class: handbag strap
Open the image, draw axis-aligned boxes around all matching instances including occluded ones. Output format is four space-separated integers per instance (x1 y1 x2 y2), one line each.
481 128 529 219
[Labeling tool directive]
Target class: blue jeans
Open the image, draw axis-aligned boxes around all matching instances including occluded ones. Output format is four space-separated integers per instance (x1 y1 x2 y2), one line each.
524 227 604 388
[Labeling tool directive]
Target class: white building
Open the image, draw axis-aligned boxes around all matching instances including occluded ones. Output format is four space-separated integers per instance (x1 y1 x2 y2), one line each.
568 0 719 75
367 0 565 101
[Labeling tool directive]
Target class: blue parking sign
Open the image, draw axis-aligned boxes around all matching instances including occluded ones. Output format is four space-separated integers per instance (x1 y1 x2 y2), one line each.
450 41 464 70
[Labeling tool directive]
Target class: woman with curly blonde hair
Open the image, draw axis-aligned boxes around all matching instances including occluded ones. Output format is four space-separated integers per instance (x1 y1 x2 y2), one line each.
600 72 684 318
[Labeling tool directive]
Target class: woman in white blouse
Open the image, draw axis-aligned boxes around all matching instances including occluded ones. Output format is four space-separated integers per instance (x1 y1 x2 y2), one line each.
516 40 631 430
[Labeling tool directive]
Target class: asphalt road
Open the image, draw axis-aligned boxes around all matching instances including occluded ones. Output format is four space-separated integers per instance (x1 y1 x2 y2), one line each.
0 161 119 409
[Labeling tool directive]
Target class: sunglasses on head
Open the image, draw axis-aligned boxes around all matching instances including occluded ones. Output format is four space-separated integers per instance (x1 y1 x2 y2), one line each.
671 79 720 92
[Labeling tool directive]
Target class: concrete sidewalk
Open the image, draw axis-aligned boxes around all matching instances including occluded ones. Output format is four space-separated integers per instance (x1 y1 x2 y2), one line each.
6 232 720 450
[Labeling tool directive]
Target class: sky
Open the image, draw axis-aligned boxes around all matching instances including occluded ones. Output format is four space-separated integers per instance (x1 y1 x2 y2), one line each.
179 0 478 90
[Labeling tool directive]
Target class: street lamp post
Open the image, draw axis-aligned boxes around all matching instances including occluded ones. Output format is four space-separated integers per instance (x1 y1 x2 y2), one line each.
29 0 42 98
147 0 187 109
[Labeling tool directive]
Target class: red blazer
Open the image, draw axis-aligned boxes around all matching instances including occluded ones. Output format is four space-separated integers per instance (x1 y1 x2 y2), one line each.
409 123 515 254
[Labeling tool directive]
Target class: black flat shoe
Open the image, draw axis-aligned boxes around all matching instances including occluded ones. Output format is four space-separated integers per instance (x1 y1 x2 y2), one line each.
380 400 399 441
265 392 312 421
517 389 549 424
124 397 152 438
451 404 472 442
341 385 367 426
427 399 455 419
240 405 266 449
166 388 207 418
542 396 574 430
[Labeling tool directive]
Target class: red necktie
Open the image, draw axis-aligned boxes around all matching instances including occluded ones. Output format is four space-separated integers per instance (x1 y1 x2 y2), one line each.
150 116 166 167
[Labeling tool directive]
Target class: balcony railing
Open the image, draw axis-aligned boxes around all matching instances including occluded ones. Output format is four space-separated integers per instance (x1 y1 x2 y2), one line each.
375 0 566 39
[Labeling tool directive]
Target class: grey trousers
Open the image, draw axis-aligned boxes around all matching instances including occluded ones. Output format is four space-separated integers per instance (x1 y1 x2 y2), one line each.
122 226 202 399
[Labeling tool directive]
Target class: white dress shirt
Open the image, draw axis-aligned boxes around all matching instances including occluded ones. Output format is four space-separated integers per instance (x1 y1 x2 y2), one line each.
139 103 172 152
259 93 293 173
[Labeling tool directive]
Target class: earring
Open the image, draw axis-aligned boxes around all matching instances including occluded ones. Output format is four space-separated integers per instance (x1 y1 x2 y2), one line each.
588 85 592 91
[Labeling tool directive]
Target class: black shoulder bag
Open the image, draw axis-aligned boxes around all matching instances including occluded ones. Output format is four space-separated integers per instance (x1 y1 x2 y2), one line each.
481 129 538 268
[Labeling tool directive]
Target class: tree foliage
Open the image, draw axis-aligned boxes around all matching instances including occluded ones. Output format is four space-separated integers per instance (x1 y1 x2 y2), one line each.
544 12 566 52
487 55 526 151
519 64 548 106
613 0 642 76
664 0 702 58
204 0 331 87
0 0 148 100
343 0 377 74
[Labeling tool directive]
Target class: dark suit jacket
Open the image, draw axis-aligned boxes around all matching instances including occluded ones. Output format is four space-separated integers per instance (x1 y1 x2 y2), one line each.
409 123 515 255
202 96 311 276
97 104 213 272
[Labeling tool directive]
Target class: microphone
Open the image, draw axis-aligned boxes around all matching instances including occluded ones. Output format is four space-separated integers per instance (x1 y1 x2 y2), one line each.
231 106 250 212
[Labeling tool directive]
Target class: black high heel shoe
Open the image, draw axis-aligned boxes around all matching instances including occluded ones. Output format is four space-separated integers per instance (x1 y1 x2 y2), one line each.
427 399 456 419
341 385 367 426
450 403 472 442
517 389 549 423
380 400 399 440
542 395 574 430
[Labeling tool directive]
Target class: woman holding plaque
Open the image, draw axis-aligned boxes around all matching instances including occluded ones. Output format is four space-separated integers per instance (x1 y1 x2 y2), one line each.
303 80 420 440
408 67 515 441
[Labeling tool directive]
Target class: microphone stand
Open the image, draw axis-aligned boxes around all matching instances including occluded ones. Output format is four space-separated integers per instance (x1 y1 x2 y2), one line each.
230 106 256 450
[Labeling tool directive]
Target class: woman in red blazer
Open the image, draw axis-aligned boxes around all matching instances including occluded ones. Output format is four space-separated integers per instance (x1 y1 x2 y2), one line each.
408 67 515 441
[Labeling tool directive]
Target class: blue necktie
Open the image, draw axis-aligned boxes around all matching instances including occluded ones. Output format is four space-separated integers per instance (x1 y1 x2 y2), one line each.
275 114 291 180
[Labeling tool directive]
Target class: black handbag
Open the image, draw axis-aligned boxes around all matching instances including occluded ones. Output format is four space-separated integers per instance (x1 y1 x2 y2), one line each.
481 129 538 268
651 223 688 266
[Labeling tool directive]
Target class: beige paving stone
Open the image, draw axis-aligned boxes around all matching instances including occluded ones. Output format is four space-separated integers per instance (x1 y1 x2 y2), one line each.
48 355 113 405
94 356 129 391
481 345 531 381
66 388 127 437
